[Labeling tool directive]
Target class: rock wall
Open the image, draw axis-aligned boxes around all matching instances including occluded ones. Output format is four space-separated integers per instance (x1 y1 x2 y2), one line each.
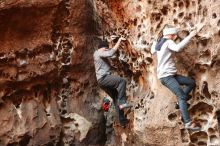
0 0 105 146
0 0 219 146
94 0 220 146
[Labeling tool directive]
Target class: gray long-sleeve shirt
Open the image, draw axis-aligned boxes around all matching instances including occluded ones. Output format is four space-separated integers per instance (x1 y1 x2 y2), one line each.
93 49 116 80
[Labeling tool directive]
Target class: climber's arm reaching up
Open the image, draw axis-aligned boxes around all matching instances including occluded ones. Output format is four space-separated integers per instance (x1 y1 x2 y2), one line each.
168 30 197 52
97 37 126 58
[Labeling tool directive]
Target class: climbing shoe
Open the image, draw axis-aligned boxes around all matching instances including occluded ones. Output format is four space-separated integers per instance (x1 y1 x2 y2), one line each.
185 121 201 131
119 103 132 110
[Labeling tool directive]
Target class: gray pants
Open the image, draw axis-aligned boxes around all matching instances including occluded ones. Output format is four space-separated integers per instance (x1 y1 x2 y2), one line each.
98 75 127 124
160 74 196 123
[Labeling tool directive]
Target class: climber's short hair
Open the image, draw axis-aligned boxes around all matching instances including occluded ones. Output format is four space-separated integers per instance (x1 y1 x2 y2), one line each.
163 25 178 36
98 40 109 49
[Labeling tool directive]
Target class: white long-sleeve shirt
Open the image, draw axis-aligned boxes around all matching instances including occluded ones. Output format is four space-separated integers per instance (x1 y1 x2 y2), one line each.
151 33 194 79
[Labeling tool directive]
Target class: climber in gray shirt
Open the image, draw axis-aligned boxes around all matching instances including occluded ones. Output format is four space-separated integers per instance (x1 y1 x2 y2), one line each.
151 25 201 131
94 37 132 127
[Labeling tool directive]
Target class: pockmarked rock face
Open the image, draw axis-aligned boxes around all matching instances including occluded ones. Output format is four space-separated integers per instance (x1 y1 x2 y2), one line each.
94 0 220 146
0 0 219 146
0 0 105 146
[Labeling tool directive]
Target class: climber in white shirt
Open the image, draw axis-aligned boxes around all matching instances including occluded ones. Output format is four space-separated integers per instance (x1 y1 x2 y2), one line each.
151 25 201 131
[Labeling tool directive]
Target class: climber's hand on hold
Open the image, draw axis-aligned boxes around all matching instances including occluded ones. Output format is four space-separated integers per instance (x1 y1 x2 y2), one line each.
190 29 197 37
112 36 125 51
110 35 118 40
119 36 126 41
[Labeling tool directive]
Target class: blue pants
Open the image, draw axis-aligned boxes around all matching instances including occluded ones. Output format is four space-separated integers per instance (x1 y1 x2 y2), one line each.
98 75 127 125
160 75 196 123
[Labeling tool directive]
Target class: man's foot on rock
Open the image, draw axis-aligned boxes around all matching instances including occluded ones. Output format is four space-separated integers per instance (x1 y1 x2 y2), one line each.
119 103 132 110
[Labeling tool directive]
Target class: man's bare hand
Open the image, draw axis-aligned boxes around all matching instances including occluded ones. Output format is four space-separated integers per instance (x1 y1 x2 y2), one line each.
110 35 118 40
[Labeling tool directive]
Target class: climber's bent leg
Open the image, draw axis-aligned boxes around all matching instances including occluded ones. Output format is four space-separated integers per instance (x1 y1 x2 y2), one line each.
160 75 191 123
98 75 128 126
175 75 196 97
98 74 128 106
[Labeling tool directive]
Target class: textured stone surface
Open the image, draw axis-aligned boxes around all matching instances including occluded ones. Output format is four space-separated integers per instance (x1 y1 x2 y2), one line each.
0 0 105 146
94 0 220 146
